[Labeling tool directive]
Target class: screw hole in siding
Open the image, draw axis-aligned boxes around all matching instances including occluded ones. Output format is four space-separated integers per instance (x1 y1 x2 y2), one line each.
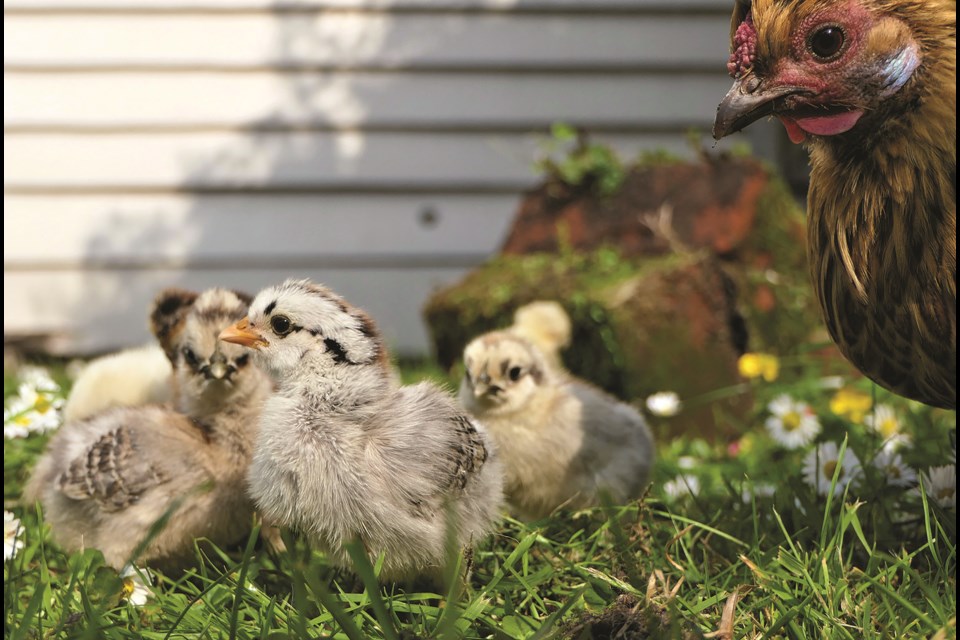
418 206 440 228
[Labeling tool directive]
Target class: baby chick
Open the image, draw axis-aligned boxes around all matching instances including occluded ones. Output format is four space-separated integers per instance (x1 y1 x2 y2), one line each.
219 278 503 581
62 344 172 423
459 331 655 520
509 300 572 371
24 288 272 570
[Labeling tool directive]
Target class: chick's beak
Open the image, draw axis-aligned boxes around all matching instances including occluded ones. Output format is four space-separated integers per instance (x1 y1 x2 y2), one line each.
207 352 230 380
219 317 269 350
713 75 807 140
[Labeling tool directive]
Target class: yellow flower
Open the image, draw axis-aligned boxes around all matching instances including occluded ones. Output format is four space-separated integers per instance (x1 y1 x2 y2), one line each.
737 353 780 382
737 433 757 455
829 388 873 423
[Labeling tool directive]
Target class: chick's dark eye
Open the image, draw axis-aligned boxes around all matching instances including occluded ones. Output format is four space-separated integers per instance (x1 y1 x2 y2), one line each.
809 25 845 60
181 347 198 365
235 354 250 367
509 366 523 382
270 315 292 335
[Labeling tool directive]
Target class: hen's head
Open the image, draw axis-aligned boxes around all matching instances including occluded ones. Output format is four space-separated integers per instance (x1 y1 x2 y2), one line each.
459 331 554 418
219 279 388 383
150 287 260 414
713 0 949 144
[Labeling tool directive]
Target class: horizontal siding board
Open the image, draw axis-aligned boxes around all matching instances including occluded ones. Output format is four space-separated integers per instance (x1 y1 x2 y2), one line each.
3 131 736 189
4 267 469 354
4 13 730 68
3 0 734 11
2 193 518 263
3 0 750 358
4 71 731 129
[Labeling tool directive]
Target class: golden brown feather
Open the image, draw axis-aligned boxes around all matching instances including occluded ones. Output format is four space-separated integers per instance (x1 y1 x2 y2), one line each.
714 0 956 409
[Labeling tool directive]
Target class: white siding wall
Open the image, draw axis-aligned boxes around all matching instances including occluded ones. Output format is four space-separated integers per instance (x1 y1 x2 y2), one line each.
4 0 771 355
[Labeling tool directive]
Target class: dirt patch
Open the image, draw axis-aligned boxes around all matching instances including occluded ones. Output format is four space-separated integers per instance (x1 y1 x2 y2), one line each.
560 594 704 640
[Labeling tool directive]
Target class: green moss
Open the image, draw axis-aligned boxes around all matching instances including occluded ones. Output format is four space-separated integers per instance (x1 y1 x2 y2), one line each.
534 124 626 197
723 171 822 355
632 148 685 168
425 152 825 438
425 248 715 399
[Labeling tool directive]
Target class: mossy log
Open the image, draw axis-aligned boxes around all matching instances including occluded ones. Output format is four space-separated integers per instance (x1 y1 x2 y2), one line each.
423 153 824 440
425 250 751 440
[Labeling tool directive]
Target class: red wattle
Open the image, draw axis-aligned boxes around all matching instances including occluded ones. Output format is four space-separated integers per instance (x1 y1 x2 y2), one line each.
794 110 864 136
778 117 808 144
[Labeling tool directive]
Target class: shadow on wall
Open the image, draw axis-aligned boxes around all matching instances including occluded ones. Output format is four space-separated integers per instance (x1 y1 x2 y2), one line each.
5 2 785 356
9 7 507 355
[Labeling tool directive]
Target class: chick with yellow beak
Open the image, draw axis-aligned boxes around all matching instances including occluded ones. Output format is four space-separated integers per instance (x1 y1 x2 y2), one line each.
219 317 270 350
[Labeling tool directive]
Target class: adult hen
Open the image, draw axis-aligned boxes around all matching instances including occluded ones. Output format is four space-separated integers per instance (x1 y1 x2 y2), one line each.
713 0 956 409
219 279 503 581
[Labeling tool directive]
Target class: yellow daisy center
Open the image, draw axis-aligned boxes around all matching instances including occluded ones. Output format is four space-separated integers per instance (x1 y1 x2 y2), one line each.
822 460 842 481
782 411 802 432
878 417 899 438
936 487 954 501
14 415 31 426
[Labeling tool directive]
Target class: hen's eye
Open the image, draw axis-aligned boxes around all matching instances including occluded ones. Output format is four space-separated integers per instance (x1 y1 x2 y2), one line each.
182 347 198 365
508 366 523 382
270 315 292 335
809 25 845 60
235 354 250 367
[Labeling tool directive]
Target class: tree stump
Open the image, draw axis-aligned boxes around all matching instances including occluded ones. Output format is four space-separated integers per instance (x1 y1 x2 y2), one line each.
423 152 823 440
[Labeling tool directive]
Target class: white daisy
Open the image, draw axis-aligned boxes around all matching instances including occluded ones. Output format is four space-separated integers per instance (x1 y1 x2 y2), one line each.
3 421 30 440
921 465 956 510
765 395 821 449
741 482 776 503
676 456 697 470
4 384 63 435
4 511 25 561
818 376 845 390
872 449 918 488
16 366 60 394
662 474 700 500
863 404 910 450
120 565 155 606
802 442 862 497
880 433 913 453
646 391 682 417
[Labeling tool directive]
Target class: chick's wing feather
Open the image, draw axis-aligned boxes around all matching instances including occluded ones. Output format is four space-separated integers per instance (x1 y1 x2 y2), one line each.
58 425 169 512
381 383 490 508
445 413 489 493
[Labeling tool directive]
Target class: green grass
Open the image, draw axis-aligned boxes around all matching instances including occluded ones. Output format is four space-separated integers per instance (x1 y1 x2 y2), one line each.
4 358 956 639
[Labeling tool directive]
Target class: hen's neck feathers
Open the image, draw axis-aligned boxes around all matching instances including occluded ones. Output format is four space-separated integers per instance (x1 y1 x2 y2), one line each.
808 3 956 295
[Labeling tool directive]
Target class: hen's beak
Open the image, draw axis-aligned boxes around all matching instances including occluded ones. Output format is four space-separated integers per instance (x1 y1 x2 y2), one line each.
713 75 807 140
219 317 269 350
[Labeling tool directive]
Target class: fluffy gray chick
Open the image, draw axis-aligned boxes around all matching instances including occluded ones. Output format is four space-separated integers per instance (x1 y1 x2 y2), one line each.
459 331 655 520
24 288 272 571
219 278 504 581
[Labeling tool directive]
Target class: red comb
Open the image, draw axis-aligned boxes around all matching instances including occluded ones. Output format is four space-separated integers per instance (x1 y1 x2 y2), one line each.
727 13 757 78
